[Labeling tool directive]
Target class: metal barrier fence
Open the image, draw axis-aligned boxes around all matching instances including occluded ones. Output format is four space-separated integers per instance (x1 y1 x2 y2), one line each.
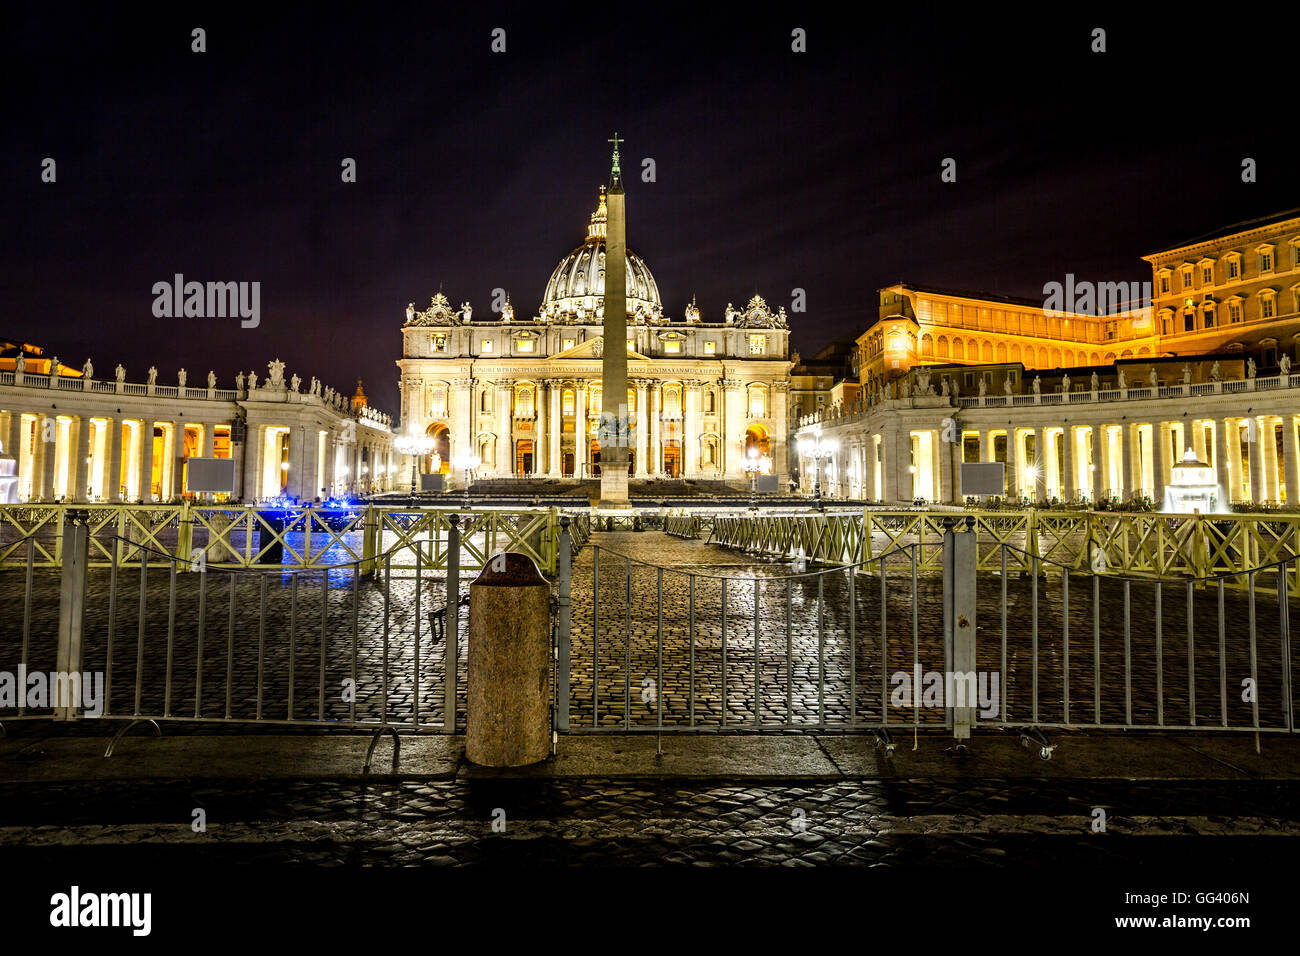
0 503 586 575
0 512 594 751
553 519 1298 743
709 508 1300 593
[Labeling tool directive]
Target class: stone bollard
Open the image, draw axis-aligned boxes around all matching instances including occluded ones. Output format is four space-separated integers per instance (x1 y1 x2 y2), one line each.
466 552 552 766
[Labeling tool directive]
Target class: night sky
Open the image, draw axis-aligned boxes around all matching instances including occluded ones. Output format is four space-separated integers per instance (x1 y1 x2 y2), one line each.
5 6 1295 415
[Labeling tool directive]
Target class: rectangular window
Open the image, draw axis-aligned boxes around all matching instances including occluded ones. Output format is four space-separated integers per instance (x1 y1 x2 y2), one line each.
480 339 493 353
703 341 716 354
1228 258 1240 279
1203 308 1215 327
749 335 765 355
1229 301 1243 323
664 340 680 353
1184 312 1195 332
1160 275 1170 294
561 338 575 351
517 339 534 353
1262 296 1276 319
1202 265 1213 284
433 335 447 353
1261 251 1274 272
1182 268 1194 289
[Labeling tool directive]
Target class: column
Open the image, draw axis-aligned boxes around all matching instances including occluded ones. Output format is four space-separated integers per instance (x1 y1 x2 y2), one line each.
534 381 547 477
32 414 54 500
139 419 155 501
1192 419 1208 463
548 382 562 476
1150 421 1164 505
978 430 989 463
1063 426 1076 501
71 416 91 502
722 379 744 477
649 382 661 476
243 424 263 501
202 423 215 457
574 382 587 476
633 380 648 477
1088 425 1102 501
772 382 789 480
494 381 511 475
1007 428 1020 499
938 428 955 504
1033 427 1047 501
107 416 123 504
1262 419 1279 503
1213 419 1229 503
1248 417 1264 505
6 412 22 474
1121 424 1134 501
1283 415 1298 507
683 382 699 478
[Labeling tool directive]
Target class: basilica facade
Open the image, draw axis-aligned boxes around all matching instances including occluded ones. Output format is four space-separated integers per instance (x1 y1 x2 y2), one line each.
396 188 793 486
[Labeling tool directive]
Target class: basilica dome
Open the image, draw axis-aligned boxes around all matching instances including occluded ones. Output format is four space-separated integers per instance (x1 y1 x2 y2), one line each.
540 188 663 323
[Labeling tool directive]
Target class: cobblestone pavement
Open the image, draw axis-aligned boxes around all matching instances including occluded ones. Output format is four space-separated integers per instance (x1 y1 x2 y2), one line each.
0 775 1295 867
1 531 1296 734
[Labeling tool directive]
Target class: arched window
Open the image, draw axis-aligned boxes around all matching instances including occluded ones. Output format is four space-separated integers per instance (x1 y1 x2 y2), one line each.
516 385 533 416
747 385 767 418
664 386 681 416
704 390 716 413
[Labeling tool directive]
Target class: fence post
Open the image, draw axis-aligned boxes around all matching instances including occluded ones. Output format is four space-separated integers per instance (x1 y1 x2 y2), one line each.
556 516 572 732
443 513 460 733
1026 506 1040 562
176 499 193 569
55 509 90 721
942 515 978 741
361 504 378 576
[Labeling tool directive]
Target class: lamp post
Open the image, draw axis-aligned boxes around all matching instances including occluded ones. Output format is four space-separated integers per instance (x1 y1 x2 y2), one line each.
394 429 434 501
744 447 771 511
452 453 481 509
796 426 838 511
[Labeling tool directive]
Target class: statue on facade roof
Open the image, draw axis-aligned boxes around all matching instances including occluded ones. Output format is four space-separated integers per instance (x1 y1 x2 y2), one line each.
1247 357 1257 379
1003 376 1013 395
978 378 987 397
1183 364 1192 384
115 364 125 383
248 370 258 389
1062 373 1070 393
178 368 187 388
147 366 157 386
1209 360 1221 382
290 373 300 393
916 366 932 395
1117 369 1126 389
1032 375 1041 395
82 358 93 380
268 358 286 388
460 302 473 323
236 371 245 391
406 303 415 324
50 355 60 376
207 370 216 389
940 378 949 397
1090 371 1099 391
1281 354 1292 376
14 352 24 373
1148 368 1158 389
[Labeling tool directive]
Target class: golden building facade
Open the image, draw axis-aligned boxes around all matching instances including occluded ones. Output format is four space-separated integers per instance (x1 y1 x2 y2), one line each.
396 189 794 486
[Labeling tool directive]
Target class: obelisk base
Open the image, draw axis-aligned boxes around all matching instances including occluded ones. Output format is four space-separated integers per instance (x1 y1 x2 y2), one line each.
597 452 632 509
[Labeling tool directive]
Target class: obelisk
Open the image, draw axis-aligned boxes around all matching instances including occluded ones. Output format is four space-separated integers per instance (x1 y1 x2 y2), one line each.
597 133 632 509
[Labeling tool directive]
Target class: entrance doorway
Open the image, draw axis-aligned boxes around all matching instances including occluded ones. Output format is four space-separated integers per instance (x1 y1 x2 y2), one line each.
663 440 681 477
516 439 534 475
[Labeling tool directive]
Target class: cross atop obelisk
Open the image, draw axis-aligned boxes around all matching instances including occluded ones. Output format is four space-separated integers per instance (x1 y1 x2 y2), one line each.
597 134 632 509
